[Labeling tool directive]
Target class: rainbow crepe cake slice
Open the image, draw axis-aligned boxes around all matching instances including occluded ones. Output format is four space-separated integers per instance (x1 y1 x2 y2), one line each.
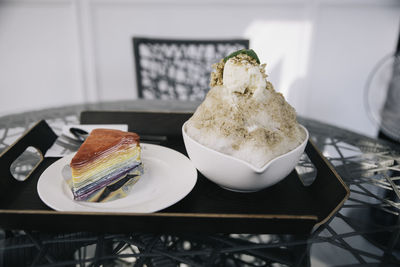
70 129 142 202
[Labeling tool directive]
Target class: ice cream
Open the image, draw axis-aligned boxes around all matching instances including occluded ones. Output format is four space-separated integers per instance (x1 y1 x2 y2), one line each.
185 49 306 168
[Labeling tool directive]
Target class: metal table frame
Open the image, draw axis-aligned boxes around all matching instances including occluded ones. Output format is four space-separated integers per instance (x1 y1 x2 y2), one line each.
1 100 399 266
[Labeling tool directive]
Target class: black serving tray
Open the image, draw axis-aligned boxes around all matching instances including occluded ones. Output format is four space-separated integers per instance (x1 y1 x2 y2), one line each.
0 111 349 234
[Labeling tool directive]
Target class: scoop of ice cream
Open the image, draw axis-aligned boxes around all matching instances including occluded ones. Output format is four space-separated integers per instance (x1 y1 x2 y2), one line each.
186 50 305 168
223 58 266 95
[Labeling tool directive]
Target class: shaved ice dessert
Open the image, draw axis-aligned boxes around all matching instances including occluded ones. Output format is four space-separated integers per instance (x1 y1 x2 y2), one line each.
185 49 306 168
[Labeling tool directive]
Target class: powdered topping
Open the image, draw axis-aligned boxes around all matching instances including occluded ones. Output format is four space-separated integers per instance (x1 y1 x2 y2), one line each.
187 49 305 168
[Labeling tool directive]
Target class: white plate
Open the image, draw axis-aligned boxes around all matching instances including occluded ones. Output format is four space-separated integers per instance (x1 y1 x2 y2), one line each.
37 143 197 213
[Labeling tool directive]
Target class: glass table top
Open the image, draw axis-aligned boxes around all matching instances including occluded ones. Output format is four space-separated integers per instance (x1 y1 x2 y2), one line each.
0 100 399 266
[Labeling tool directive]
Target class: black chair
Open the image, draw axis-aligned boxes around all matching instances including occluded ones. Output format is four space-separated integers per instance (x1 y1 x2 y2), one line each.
133 37 249 100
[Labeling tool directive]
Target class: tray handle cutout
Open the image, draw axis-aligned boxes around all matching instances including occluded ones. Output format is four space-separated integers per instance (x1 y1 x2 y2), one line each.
0 121 58 194
295 152 317 187
10 146 42 181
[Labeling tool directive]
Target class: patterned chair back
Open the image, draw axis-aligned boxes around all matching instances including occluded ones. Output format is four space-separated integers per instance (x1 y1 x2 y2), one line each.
133 37 249 100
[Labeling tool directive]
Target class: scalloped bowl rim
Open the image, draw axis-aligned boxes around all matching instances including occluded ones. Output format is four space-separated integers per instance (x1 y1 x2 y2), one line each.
182 122 309 174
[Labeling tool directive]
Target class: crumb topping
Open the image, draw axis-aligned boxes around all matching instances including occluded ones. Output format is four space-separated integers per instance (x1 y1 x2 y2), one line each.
210 59 225 87
188 49 305 167
190 84 301 152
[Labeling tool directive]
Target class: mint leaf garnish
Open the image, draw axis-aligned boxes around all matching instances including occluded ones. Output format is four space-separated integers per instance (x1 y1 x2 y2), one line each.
223 49 260 64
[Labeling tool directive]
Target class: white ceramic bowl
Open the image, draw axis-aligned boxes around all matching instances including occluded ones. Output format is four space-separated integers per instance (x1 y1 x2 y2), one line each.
182 122 309 192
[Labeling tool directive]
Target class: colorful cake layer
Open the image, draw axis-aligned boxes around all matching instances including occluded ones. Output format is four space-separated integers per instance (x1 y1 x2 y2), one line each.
70 129 142 202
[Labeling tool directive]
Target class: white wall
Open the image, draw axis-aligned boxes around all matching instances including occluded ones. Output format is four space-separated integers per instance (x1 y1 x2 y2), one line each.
0 0 83 111
0 0 399 138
